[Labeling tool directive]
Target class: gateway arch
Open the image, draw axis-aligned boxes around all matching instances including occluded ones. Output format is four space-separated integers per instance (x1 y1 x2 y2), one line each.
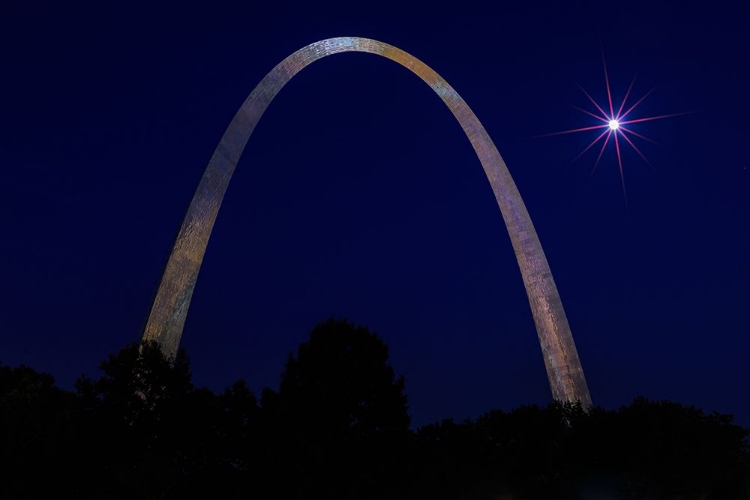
142 37 592 407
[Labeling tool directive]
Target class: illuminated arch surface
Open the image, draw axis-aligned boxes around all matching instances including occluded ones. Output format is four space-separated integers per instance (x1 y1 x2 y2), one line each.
142 37 592 407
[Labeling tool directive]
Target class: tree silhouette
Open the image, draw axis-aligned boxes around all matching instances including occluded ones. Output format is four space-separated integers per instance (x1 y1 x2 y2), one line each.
74 341 221 499
261 318 411 499
0 364 79 497
278 318 410 434
3 325 750 499
596 397 750 498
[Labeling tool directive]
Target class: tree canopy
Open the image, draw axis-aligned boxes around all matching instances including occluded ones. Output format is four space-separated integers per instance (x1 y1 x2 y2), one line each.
1 319 748 499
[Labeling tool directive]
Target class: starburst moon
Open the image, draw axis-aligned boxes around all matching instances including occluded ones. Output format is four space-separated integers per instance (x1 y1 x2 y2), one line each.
544 51 688 208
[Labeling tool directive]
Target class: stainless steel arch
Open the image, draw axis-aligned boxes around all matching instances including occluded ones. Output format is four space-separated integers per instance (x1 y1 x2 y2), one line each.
142 37 592 407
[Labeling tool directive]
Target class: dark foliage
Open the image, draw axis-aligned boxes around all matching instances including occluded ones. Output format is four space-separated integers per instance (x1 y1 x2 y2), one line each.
411 400 750 499
1 320 748 499
72 341 223 498
260 318 412 499
0 364 79 496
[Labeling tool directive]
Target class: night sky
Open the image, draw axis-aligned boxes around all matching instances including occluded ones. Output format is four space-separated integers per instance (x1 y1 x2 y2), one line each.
2 1 748 428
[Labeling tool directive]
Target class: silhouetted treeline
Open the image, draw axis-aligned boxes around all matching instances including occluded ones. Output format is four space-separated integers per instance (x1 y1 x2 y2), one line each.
1 318 748 499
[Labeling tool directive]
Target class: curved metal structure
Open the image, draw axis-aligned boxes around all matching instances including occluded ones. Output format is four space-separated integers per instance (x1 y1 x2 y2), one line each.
142 37 592 407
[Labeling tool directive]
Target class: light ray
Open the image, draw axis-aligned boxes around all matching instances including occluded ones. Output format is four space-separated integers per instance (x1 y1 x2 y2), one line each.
577 83 611 119
571 128 611 164
601 48 615 118
619 126 658 145
616 72 638 119
589 130 612 180
536 123 610 138
613 132 629 212
618 87 656 121
572 104 609 123
619 129 651 166
620 111 693 125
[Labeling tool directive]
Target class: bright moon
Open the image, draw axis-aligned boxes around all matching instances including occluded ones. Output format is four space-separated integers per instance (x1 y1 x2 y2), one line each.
608 119 619 130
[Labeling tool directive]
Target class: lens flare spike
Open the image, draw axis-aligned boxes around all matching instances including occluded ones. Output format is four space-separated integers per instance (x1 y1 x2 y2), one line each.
571 128 610 164
589 130 612 180
620 111 693 126
619 129 652 166
572 104 609 123
618 86 656 122
601 48 615 118
616 71 638 120
614 132 629 212
535 123 610 138
577 84 611 120
619 126 658 145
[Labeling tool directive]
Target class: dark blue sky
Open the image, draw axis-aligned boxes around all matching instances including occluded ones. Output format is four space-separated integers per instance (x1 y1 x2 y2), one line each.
2 1 748 427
